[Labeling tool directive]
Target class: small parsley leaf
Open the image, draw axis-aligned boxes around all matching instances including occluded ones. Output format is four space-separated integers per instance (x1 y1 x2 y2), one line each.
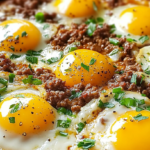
133 113 149 121
81 63 89 71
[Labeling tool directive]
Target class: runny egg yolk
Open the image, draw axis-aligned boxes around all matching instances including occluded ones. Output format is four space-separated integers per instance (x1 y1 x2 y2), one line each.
119 6 150 35
0 19 41 53
55 49 115 87
54 0 100 18
0 93 56 135
110 110 150 150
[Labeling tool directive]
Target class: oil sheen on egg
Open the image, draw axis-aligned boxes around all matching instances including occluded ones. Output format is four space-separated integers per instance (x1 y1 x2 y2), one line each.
55 49 115 87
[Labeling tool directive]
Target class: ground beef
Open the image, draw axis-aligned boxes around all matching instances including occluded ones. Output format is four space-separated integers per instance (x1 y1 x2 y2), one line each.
107 56 150 98
0 0 56 22
50 23 136 58
45 80 100 112
102 0 125 8
0 54 16 72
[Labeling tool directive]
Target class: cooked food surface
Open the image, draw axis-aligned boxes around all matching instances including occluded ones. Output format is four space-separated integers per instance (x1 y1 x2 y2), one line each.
0 0 150 150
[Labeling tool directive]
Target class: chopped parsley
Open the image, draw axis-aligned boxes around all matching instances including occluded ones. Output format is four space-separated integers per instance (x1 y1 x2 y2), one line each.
0 78 8 93
76 122 85 133
57 107 73 117
144 67 150 75
139 35 149 44
141 93 146 97
140 74 145 84
120 98 145 108
112 87 125 101
130 74 137 84
77 138 96 149
126 38 136 42
22 31 27 37
136 107 144 112
28 64 32 71
9 117 15 123
26 50 43 56
15 35 19 40
59 131 68 137
110 24 116 33
26 50 43 64
57 118 71 128
0 95 3 102
89 58 96 65
133 113 149 121
10 54 21 59
69 90 82 100
43 24 50 30
86 23 96 36
22 75 42 85
93 1 98 11
115 70 124 74
15 94 24 98
9 73 15 83
9 102 22 114
10 46 15 51
35 12 45 23
109 49 119 56
97 17 104 23
109 38 120 45
68 46 77 52
26 56 38 64
98 100 115 108
81 63 89 71
47 57 59 64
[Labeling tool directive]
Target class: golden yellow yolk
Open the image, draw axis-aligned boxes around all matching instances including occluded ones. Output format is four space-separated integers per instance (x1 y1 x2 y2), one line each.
0 93 56 135
54 0 100 18
110 110 150 150
55 49 115 87
0 19 41 53
119 6 150 35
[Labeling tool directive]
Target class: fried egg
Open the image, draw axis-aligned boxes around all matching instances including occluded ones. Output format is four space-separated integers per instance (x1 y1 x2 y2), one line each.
55 49 115 87
72 90 150 150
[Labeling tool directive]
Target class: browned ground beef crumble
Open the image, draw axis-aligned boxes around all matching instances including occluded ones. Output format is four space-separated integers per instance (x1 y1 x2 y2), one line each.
102 0 125 8
0 0 57 23
50 23 135 60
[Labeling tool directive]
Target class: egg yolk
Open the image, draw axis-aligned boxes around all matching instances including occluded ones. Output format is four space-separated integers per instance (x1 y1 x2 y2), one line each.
55 49 115 87
119 6 150 35
110 110 150 150
0 19 41 53
0 93 56 135
54 0 100 18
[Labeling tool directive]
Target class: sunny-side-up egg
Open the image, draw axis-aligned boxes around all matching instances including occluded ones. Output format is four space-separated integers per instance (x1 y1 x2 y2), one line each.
55 49 115 87
72 89 150 150
0 72 79 150
0 18 60 70
42 0 101 25
107 4 150 44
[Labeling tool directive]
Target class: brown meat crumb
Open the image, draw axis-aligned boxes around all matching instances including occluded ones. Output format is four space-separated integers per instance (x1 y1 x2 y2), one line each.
0 0 57 22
